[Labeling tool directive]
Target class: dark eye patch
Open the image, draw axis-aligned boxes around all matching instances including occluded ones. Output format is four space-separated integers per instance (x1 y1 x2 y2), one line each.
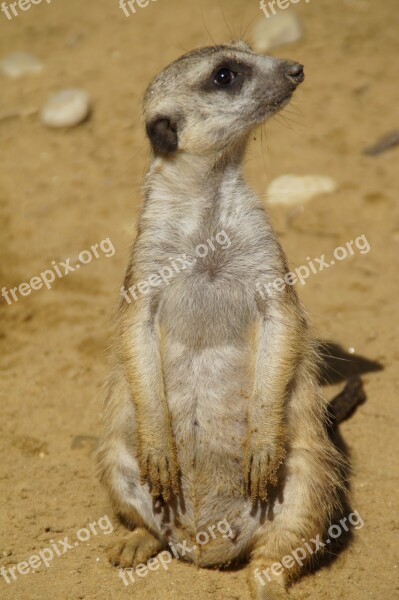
200 59 253 93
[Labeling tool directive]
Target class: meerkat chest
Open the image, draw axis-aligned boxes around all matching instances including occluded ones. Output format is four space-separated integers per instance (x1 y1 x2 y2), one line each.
156 228 263 347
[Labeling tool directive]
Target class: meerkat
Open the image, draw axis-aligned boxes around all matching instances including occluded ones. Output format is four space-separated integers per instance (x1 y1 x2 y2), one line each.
97 41 347 599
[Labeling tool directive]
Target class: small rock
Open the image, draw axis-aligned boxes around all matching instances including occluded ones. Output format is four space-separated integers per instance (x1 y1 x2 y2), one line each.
40 89 91 128
267 175 337 206
251 13 303 53
66 33 83 48
0 52 43 78
363 130 399 156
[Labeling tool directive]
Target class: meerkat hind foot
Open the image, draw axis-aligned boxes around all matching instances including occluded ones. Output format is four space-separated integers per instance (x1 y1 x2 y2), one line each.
107 527 162 568
253 583 289 600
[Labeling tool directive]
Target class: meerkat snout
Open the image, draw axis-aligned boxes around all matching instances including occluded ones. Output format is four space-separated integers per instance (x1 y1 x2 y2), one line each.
285 61 304 85
143 41 305 156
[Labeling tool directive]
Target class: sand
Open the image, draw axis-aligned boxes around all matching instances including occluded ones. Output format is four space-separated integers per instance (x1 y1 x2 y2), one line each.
0 0 398 598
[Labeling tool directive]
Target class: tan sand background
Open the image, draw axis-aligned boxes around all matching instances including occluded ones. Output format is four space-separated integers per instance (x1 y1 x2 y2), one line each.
0 0 398 598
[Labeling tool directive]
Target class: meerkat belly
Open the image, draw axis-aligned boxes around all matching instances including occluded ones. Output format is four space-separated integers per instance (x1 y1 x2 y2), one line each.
163 340 259 565
157 278 261 564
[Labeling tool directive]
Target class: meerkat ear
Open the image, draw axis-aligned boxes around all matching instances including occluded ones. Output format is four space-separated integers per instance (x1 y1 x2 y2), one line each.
146 116 178 154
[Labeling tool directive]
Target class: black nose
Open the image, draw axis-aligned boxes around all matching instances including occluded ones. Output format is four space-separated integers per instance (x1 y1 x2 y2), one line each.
286 62 304 85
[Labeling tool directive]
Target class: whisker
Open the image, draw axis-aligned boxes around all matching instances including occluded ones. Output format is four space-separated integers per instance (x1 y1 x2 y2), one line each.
200 11 217 46
218 0 237 42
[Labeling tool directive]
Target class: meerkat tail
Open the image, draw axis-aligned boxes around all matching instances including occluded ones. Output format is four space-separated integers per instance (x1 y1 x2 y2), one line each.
327 378 366 426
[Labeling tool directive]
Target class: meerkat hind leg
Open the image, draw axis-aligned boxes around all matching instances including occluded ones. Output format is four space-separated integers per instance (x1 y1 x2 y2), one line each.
107 527 163 568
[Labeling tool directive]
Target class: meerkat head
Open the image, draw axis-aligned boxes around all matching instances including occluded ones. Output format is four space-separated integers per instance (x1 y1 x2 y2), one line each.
143 41 304 157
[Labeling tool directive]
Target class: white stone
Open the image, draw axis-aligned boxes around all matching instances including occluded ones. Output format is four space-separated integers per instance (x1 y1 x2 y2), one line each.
40 89 91 128
0 52 43 78
252 13 303 53
267 175 338 206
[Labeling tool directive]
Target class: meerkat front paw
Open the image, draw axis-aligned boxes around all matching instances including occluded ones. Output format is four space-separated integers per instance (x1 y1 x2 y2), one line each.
107 527 163 568
243 437 286 503
137 435 180 501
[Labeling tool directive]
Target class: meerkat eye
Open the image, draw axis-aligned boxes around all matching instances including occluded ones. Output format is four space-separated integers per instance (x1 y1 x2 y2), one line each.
214 68 237 87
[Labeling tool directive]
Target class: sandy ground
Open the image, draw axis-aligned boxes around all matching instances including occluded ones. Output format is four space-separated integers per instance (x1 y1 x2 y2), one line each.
0 0 398 599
